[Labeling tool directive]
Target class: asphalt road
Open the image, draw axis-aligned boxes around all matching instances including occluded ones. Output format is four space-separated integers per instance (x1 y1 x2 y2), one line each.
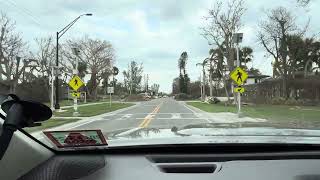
67 98 208 133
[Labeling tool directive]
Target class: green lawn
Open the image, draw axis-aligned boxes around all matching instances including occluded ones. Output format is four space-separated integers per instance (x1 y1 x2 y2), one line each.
54 102 134 117
187 102 320 122
23 118 81 133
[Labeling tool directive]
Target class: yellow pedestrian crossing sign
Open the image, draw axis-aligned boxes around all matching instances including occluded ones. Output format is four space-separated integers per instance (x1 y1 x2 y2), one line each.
234 87 245 93
68 75 84 91
72 92 80 98
230 67 248 85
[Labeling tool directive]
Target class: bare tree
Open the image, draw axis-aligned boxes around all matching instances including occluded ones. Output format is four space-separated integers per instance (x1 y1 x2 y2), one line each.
123 61 143 94
0 13 34 93
151 83 160 95
32 37 55 97
201 0 246 102
258 7 308 98
297 0 311 7
65 36 115 99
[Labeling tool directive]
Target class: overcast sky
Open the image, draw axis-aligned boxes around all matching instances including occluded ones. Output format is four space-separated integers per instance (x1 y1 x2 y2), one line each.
0 0 319 93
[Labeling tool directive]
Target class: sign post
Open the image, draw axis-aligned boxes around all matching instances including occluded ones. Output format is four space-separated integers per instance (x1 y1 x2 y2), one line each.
231 32 245 117
230 67 248 116
68 75 84 116
107 87 114 107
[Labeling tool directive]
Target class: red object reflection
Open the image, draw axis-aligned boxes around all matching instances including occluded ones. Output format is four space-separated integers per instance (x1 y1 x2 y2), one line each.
64 132 97 145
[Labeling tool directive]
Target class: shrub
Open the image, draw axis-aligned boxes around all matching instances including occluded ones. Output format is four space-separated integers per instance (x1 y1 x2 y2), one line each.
174 93 192 100
125 94 147 102
205 96 221 104
271 97 286 105
284 98 299 106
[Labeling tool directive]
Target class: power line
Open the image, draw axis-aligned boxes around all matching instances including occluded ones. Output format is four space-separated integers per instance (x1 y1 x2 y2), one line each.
0 0 42 27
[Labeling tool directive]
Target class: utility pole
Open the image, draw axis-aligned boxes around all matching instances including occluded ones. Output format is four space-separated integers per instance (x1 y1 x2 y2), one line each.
202 64 206 100
146 74 149 94
129 64 133 95
199 72 203 99
50 66 54 110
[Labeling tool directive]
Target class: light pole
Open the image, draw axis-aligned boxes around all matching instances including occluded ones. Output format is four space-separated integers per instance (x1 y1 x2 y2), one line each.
54 13 92 110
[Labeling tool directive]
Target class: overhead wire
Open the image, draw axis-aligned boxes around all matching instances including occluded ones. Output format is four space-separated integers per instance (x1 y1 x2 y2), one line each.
0 0 42 27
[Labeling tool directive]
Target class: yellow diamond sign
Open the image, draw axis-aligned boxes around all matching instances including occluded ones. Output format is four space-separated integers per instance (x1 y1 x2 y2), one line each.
234 87 245 93
68 75 84 91
230 67 248 85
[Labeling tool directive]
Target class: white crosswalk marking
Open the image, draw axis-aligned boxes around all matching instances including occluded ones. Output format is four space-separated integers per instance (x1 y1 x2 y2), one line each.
171 113 181 119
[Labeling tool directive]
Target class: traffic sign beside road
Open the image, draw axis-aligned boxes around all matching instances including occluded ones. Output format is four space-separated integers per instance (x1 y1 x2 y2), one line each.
107 87 114 94
230 67 248 85
71 92 80 98
234 87 245 93
68 75 84 91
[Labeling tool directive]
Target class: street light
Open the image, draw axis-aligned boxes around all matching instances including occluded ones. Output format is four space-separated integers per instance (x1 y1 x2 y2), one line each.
54 13 92 110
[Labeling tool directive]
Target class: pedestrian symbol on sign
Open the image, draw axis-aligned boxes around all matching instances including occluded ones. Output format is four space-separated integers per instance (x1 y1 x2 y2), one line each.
230 67 248 85
68 75 84 91
236 70 242 82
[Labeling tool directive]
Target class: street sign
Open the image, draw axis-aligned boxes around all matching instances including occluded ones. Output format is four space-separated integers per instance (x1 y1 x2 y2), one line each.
68 75 84 91
107 87 114 94
234 87 245 93
230 67 248 85
71 92 80 98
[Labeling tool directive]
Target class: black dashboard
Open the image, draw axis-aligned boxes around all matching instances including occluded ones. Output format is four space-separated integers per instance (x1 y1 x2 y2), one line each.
18 144 320 180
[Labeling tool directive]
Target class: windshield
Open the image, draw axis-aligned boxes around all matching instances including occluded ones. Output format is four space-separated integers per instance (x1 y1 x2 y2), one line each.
0 0 320 148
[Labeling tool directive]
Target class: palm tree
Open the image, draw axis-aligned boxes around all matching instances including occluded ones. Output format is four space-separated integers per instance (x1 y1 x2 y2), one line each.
178 52 188 93
178 52 188 75
240 47 253 69
196 58 208 100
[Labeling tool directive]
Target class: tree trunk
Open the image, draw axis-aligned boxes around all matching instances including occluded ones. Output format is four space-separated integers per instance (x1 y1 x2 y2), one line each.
88 72 98 100
10 80 18 94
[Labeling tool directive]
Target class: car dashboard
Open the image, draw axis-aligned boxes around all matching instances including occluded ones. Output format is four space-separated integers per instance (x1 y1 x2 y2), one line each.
18 148 320 180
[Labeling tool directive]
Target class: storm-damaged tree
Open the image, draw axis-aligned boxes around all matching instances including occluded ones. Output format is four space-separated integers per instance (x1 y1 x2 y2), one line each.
297 0 311 7
32 37 56 100
258 7 309 98
178 51 189 94
151 83 160 95
201 0 246 103
208 48 224 97
239 46 253 69
0 13 37 93
123 61 143 94
64 36 115 100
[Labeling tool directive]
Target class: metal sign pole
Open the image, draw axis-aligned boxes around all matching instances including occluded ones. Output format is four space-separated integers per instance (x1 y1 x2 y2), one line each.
236 43 241 115
109 92 112 107
73 95 78 116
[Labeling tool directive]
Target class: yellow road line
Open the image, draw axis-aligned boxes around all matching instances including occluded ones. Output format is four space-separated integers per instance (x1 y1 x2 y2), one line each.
139 103 162 128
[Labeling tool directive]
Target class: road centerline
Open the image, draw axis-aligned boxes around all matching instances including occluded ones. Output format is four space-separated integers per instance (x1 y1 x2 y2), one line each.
139 102 162 128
